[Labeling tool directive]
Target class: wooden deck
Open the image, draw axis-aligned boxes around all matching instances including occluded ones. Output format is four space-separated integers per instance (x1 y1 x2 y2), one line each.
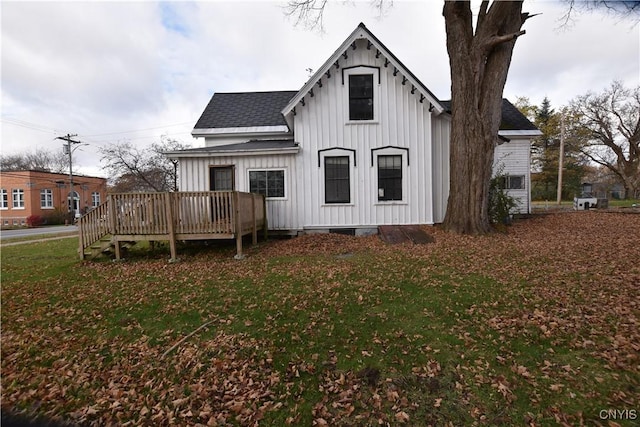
77 191 266 260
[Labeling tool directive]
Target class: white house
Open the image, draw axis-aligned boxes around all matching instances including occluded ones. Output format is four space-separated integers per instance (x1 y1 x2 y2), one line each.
167 23 541 235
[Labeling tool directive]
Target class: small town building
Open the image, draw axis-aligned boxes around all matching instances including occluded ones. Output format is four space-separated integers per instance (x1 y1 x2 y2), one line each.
0 170 107 226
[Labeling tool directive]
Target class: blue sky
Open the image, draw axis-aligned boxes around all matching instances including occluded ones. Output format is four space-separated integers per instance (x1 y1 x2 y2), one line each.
1 0 638 177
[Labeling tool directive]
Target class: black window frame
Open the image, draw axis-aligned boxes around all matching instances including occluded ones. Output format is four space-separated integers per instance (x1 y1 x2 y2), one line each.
377 155 403 201
249 169 285 199
324 156 350 204
349 74 374 121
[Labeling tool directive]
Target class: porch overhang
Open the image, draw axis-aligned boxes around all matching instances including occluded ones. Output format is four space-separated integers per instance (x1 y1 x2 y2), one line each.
165 140 300 158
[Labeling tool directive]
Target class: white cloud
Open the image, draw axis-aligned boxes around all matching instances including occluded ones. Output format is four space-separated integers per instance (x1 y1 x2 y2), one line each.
1 0 638 177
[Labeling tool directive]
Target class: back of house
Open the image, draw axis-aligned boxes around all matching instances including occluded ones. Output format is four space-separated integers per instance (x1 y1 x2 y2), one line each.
167 23 541 234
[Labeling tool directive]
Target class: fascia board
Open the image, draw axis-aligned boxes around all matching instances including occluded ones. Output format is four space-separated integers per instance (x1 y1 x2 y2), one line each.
191 125 290 137
165 147 300 158
498 130 543 137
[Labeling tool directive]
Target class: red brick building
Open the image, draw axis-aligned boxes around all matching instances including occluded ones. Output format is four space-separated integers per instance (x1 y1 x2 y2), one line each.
0 170 107 226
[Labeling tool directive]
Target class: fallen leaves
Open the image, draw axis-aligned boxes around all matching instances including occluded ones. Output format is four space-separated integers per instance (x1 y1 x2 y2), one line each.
2 212 639 425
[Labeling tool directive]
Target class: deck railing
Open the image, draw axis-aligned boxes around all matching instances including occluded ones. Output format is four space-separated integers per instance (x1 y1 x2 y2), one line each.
78 191 266 260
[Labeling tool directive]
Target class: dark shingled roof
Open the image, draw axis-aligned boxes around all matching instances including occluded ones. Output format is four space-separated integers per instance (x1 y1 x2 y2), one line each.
194 91 298 129
440 99 538 131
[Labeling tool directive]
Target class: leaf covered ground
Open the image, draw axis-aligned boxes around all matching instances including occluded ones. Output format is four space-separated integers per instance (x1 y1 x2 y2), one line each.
1 212 639 426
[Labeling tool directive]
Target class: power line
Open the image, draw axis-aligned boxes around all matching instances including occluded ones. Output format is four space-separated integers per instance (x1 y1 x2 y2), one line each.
2 118 194 142
78 121 194 137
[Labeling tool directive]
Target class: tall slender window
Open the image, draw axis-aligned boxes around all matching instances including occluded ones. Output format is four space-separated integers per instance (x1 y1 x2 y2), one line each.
378 155 402 201
349 74 374 120
325 157 350 203
41 189 54 208
12 189 24 208
0 189 7 209
91 192 101 207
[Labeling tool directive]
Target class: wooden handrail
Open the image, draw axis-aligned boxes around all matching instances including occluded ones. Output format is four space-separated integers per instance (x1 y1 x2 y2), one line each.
78 191 266 260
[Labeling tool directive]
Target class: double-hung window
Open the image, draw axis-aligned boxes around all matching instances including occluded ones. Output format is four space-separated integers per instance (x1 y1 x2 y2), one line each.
12 189 24 208
349 74 374 121
41 189 54 208
325 157 350 203
0 189 7 209
378 155 403 201
249 170 285 198
91 192 101 207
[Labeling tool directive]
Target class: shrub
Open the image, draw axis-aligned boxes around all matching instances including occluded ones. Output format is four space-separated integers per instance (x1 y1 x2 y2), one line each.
489 173 518 226
26 215 43 228
41 208 74 226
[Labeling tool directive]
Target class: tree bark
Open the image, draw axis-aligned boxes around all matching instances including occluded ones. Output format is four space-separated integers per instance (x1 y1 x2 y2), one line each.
442 1 529 234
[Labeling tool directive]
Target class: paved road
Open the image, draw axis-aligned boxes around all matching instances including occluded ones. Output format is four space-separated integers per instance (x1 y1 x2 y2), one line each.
0 226 78 241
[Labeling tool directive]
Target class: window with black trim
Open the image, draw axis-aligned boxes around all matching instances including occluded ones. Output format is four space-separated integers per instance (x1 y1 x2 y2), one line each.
349 74 374 120
325 157 350 203
378 155 402 201
249 170 285 198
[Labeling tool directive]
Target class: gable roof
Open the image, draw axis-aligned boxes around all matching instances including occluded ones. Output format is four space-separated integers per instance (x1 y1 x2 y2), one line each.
281 23 445 120
440 99 541 135
193 91 297 135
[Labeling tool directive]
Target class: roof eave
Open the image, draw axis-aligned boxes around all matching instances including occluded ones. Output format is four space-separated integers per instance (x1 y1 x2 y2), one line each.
165 147 300 158
498 130 543 138
191 125 291 138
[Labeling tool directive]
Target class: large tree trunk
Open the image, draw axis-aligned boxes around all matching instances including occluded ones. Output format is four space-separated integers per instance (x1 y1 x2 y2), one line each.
442 1 530 234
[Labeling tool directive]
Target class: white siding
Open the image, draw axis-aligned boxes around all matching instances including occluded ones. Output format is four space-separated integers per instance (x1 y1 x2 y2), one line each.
292 38 437 228
177 154 300 230
431 115 451 223
493 139 532 214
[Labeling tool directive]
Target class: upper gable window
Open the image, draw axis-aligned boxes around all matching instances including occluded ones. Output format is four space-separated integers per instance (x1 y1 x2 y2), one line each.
349 74 374 120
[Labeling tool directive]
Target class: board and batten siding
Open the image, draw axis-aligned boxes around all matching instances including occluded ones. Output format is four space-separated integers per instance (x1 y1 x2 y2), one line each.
431 115 451 223
177 154 300 230
292 38 438 229
493 139 531 214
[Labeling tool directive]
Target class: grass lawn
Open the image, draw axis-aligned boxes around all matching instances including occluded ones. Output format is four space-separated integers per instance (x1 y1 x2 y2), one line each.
2 212 639 426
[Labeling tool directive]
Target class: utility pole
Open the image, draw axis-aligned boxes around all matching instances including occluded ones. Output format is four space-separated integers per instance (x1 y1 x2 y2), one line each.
556 114 565 205
56 134 82 217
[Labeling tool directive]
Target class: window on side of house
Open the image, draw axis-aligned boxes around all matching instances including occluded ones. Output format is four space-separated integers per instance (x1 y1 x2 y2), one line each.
325 156 350 203
12 189 24 208
349 74 374 120
91 192 101 207
0 189 7 209
378 155 403 201
40 189 53 208
249 170 285 198
501 175 525 190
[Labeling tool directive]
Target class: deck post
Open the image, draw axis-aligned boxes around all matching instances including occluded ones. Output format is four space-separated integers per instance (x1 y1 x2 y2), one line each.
262 194 268 240
165 192 178 261
233 192 244 259
114 239 122 260
78 217 85 260
251 194 258 245
108 194 117 235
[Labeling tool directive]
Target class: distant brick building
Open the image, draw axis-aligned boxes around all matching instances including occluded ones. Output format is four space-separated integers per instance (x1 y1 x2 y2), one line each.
0 170 107 226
